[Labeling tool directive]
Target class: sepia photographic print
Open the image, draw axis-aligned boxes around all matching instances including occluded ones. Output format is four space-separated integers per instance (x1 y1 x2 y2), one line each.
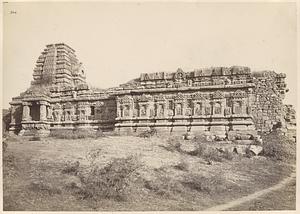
2 1 298 212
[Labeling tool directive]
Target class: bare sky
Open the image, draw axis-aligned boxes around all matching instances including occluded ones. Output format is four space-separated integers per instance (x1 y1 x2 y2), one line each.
3 2 297 109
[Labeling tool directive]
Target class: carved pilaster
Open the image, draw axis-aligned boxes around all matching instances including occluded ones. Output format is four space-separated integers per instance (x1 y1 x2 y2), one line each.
39 101 48 121
22 102 31 121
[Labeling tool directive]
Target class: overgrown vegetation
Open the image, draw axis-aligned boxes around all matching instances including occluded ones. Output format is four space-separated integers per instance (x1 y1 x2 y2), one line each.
50 128 104 139
61 161 80 175
59 149 141 202
143 174 185 198
261 131 296 162
188 144 233 162
195 144 222 162
75 156 140 201
162 136 182 152
3 134 296 211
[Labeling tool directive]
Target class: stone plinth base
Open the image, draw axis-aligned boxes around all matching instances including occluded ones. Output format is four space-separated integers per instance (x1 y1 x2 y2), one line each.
209 125 226 139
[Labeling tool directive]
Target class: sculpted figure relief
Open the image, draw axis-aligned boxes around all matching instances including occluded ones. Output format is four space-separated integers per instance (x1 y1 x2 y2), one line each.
214 102 222 115
140 105 146 117
53 110 61 122
233 101 242 114
79 110 86 120
157 104 164 117
175 103 182 115
194 103 202 115
124 105 130 117
205 106 211 115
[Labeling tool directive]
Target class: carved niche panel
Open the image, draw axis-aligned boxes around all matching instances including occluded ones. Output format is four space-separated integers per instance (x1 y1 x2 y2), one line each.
233 101 243 114
156 104 164 117
123 105 130 117
214 102 222 115
175 103 182 116
139 105 147 117
194 102 203 116
205 105 212 115
52 103 62 122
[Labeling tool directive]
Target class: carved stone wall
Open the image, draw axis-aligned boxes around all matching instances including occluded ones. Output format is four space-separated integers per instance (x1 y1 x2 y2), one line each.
115 66 257 138
8 43 293 139
250 71 288 133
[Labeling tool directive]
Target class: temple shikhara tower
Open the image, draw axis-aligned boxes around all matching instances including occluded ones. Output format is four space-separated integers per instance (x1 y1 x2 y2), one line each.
9 43 294 141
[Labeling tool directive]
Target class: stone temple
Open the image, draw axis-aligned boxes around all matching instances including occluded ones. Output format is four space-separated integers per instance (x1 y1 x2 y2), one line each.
8 43 294 140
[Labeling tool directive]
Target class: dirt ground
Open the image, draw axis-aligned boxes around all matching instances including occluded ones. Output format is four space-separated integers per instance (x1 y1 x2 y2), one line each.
3 135 296 211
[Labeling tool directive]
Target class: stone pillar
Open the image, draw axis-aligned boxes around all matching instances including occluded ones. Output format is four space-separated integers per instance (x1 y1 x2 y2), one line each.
221 99 226 115
47 106 53 119
116 102 121 118
182 100 187 116
39 101 48 121
128 104 133 118
22 102 31 121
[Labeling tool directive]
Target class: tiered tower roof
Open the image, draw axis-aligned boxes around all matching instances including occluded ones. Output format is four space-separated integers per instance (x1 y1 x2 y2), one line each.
32 43 86 87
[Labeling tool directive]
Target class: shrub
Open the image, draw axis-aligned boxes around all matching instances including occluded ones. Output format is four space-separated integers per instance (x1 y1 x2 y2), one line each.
61 161 80 175
78 155 140 201
204 147 223 162
261 131 296 162
221 149 234 160
161 136 182 152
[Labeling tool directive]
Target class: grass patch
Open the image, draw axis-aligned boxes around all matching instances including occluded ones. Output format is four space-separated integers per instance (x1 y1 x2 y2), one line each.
173 159 189 171
161 136 182 152
28 181 62 196
181 173 238 195
3 135 295 211
143 175 185 198
138 127 157 138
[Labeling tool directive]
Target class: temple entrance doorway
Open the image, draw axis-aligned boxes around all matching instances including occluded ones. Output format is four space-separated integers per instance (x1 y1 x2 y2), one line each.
30 102 40 121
